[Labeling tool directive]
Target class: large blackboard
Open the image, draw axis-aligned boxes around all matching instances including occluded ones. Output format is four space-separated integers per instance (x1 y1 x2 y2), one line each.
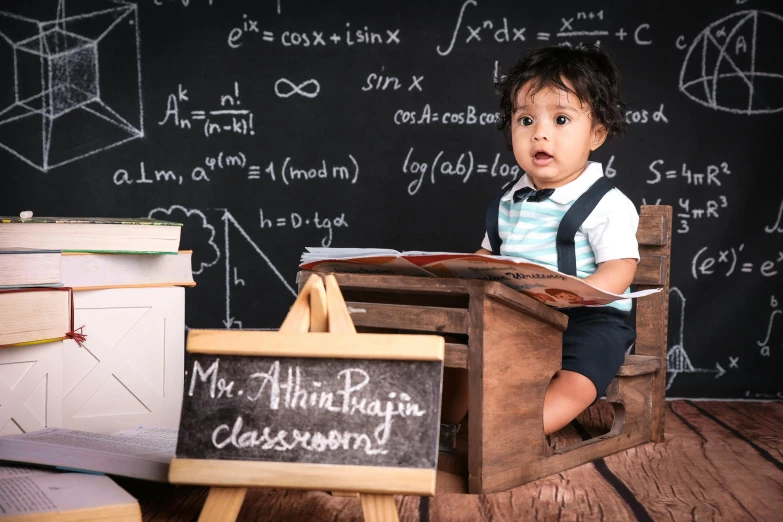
2 0 782 400
176 352 441 467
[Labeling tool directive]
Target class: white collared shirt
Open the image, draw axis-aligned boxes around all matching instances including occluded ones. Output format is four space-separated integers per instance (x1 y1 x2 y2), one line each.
481 162 639 310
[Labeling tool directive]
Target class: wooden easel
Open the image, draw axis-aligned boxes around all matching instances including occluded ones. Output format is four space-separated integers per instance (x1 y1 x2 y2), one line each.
193 274 400 522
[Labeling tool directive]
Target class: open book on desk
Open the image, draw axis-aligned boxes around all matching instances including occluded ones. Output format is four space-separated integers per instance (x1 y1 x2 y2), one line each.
300 248 660 308
0 426 177 483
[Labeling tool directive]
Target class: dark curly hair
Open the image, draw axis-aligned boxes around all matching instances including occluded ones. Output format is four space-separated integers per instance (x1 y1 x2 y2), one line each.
495 45 627 150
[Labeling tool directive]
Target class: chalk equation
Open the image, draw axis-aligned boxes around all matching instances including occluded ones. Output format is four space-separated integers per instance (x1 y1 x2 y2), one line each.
363 69 424 92
691 245 782 279
260 208 348 247
765 197 783 233
112 154 359 186
227 15 401 49
402 147 521 195
394 104 498 126
264 156 359 185
756 295 780 357
159 82 255 137
675 197 728 234
647 160 731 185
436 0 652 57
625 104 668 124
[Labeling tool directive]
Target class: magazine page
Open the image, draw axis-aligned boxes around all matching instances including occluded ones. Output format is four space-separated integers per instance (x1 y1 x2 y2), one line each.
412 254 660 308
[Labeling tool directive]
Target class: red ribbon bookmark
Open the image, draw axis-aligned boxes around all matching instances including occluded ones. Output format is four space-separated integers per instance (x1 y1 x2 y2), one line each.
0 287 87 347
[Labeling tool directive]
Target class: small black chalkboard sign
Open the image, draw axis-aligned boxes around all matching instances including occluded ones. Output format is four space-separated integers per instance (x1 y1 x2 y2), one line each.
169 329 444 496
177 352 442 468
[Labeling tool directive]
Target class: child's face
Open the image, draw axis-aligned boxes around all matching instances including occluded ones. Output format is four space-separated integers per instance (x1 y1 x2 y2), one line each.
511 79 607 189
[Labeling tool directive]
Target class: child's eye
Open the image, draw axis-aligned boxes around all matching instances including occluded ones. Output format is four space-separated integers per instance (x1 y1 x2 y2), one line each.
555 115 570 125
519 116 533 126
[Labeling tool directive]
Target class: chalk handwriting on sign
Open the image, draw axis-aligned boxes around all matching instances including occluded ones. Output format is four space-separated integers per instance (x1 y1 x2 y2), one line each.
176 353 441 467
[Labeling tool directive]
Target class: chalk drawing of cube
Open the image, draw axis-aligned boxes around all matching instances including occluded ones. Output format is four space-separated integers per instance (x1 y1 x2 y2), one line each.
0 0 143 172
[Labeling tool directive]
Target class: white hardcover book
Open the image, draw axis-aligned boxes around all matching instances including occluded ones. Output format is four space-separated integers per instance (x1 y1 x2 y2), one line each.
0 342 63 435
61 251 195 290
62 287 185 433
0 248 61 287
0 465 141 520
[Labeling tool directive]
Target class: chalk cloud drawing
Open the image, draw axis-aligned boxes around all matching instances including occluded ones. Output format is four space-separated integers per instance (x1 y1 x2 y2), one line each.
679 10 783 115
0 0 143 171
148 205 220 275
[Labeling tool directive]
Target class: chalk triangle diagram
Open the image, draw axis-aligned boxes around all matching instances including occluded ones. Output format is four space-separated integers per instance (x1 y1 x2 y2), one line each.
224 211 299 328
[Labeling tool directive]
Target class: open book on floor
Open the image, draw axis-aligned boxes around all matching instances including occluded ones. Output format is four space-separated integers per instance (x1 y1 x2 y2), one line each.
0 426 177 483
300 248 660 308
0 465 141 521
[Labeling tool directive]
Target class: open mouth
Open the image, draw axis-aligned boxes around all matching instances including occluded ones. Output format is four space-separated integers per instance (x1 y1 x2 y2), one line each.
533 151 553 165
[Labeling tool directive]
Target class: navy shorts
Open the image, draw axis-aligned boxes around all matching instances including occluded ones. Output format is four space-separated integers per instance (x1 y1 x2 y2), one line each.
559 307 636 401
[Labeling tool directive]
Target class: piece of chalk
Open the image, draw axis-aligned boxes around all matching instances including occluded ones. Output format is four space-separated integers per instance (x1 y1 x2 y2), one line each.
19 211 33 219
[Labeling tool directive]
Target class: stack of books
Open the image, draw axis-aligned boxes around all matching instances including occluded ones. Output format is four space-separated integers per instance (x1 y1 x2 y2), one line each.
0 216 194 435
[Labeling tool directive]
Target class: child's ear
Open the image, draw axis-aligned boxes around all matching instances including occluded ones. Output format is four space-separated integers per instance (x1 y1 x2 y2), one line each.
590 124 608 151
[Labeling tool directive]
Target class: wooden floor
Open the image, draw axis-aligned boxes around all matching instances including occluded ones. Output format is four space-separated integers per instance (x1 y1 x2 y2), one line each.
119 400 783 521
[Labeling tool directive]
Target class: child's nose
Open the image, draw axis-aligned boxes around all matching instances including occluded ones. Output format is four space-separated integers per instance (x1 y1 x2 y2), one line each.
532 122 549 141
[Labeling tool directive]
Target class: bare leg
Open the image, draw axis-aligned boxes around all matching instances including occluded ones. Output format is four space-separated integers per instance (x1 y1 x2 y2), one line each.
440 367 469 424
543 370 597 435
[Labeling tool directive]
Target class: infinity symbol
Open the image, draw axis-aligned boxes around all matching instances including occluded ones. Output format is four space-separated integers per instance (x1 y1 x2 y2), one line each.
274 78 320 98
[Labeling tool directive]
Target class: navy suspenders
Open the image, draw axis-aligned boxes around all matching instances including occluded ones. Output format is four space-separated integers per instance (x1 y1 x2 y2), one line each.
485 176 615 276
554 177 614 275
485 179 515 256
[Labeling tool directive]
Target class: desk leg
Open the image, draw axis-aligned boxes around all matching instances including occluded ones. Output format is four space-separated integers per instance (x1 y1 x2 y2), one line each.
360 494 399 522
198 487 248 522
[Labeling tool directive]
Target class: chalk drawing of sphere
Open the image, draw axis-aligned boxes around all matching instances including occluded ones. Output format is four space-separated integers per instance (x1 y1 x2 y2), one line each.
679 10 783 115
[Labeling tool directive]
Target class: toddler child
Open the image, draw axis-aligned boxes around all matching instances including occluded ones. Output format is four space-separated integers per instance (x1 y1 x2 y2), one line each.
441 45 639 448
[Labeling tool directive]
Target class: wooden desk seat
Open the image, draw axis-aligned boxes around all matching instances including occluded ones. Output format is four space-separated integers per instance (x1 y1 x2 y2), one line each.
297 205 673 494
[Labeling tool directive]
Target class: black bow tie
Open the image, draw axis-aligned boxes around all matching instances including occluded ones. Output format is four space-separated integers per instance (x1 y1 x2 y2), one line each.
513 186 555 203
